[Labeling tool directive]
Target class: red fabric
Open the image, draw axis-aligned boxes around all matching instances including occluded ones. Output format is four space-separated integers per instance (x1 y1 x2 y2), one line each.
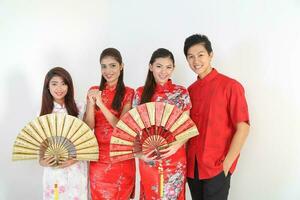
89 85 136 200
134 80 192 200
187 69 250 179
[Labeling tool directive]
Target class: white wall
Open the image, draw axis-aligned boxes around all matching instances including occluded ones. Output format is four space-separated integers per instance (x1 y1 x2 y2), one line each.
1 0 300 199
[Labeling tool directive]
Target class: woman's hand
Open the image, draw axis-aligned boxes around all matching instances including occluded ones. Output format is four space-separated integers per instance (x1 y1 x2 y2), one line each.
58 159 77 168
39 156 56 167
159 143 183 159
95 91 104 108
87 89 98 105
136 150 157 163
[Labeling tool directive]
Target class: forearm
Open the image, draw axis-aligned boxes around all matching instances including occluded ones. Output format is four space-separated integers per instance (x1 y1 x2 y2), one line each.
97 102 118 127
223 122 250 171
83 103 95 129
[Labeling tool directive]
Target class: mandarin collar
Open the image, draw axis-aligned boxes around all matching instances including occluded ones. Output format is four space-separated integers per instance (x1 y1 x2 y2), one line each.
53 101 65 109
104 83 117 91
197 68 218 84
155 79 174 92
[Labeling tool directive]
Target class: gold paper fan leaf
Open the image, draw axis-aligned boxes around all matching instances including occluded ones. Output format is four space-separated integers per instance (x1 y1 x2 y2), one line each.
12 113 99 166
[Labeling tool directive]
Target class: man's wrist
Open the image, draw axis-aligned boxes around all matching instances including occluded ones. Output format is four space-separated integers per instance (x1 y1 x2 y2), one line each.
223 159 231 172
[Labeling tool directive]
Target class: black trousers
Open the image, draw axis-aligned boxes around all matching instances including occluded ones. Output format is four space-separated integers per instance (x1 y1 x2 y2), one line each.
187 160 231 200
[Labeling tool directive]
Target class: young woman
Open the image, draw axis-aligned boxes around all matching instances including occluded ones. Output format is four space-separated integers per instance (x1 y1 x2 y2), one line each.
39 67 88 200
84 48 136 200
133 48 192 200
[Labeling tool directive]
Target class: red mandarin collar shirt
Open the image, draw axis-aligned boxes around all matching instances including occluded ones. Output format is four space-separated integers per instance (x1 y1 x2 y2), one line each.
187 69 250 179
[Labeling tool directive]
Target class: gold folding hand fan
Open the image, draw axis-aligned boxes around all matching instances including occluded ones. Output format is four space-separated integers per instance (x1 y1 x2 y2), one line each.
110 102 199 162
12 113 99 166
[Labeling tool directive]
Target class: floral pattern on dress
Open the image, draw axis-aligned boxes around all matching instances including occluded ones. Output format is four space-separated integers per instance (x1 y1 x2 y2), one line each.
43 101 88 200
163 162 185 200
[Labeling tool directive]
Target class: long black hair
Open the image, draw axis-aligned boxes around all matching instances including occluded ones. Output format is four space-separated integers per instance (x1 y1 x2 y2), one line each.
140 48 175 104
99 48 125 112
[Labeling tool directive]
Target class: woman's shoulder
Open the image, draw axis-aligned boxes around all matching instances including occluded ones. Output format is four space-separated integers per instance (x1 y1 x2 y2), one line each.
134 86 145 98
124 86 134 93
172 83 188 93
135 86 144 93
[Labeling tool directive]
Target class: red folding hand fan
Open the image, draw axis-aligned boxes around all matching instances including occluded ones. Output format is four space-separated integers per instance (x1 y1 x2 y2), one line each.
110 102 199 162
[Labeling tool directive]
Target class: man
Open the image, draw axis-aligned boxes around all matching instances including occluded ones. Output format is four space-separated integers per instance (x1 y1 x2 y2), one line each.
184 34 250 200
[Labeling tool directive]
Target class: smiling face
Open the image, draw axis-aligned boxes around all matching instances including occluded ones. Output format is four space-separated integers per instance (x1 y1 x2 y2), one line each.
49 75 68 104
150 57 174 85
186 43 213 79
100 56 123 86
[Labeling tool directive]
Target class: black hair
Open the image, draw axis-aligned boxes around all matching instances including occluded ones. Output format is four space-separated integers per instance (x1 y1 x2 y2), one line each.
184 34 213 56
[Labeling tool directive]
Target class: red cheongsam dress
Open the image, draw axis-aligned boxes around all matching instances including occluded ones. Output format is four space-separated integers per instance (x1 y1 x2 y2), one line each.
133 80 192 200
89 84 136 200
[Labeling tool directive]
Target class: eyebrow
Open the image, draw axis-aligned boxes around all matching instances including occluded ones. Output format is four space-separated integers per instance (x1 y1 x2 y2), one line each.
154 63 173 68
50 80 64 83
101 62 118 65
187 51 206 56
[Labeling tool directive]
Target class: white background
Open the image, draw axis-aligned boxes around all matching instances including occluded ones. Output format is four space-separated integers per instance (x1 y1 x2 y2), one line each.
1 0 300 199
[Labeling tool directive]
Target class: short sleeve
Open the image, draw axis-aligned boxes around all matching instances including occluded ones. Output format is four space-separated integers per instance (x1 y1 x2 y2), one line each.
180 88 192 112
123 88 134 106
132 87 143 108
228 81 250 126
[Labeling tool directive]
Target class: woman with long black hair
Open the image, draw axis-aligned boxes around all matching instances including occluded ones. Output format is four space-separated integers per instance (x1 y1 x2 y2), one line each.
39 67 88 200
84 48 136 199
133 48 192 200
